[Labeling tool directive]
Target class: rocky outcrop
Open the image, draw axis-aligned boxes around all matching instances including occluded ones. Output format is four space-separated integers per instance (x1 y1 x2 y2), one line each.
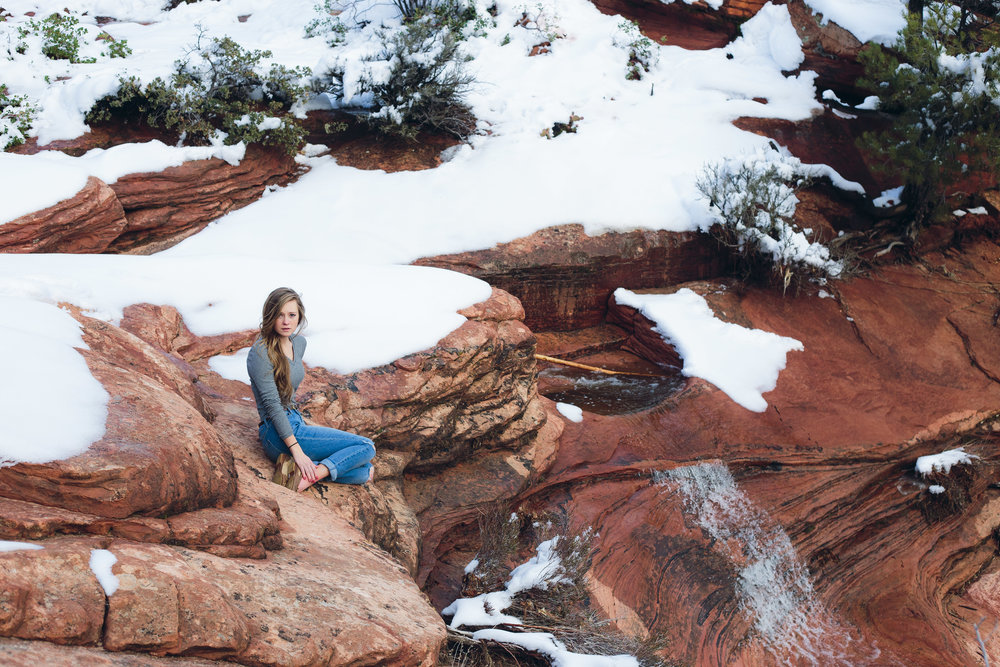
785 0 867 97
0 286 558 665
108 144 297 254
1 144 297 255
0 176 127 253
416 225 726 332
507 235 1000 666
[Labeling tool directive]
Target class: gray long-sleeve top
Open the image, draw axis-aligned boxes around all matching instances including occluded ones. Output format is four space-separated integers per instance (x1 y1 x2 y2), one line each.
247 336 306 439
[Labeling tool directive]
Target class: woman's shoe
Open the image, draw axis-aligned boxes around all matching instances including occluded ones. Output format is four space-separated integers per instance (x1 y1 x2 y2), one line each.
272 453 300 490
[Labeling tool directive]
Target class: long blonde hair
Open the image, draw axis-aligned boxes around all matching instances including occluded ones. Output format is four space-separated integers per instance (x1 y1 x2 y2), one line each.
258 287 307 406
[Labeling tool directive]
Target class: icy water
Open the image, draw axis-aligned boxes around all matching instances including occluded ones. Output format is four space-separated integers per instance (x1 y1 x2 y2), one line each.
538 365 685 415
661 463 882 666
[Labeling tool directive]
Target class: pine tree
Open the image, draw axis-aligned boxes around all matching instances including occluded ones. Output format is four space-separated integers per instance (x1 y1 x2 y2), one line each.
857 2 1000 240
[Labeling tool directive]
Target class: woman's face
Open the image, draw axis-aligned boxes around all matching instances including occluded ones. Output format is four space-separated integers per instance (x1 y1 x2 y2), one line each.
273 299 300 339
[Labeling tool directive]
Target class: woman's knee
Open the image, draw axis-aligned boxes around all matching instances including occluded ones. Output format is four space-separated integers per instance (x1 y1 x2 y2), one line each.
361 437 376 461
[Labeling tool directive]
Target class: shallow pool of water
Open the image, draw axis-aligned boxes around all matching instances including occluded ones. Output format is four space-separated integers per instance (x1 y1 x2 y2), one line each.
538 365 684 415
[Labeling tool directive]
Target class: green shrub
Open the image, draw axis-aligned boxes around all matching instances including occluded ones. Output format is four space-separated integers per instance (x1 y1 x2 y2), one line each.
355 18 476 139
304 0 349 46
0 84 36 150
615 19 657 80
11 11 131 63
857 2 1000 240
87 35 310 155
696 155 845 293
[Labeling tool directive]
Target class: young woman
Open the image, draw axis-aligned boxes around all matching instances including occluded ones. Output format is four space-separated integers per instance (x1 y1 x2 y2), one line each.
248 287 375 491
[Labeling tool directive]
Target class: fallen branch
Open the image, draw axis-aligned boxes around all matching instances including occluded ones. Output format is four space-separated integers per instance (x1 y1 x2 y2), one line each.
873 241 905 258
533 354 666 378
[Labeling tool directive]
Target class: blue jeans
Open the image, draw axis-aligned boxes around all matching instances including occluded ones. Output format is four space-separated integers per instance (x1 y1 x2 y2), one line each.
259 409 375 485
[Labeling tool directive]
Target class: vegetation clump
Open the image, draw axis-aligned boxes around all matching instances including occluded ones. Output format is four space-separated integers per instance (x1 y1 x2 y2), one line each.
12 11 131 63
441 505 673 667
0 84 36 150
696 154 847 293
87 35 310 155
304 0 349 46
615 19 657 80
857 1 1000 240
315 16 475 140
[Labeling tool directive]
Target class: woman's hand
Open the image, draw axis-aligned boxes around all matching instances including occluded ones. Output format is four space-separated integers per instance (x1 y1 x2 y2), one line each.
291 447 319 483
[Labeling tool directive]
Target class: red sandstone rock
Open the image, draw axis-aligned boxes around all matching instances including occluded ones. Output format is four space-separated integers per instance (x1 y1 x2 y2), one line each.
0 311 237 519
109 144 297 254
502 237 1000 666
0 176 127 253
591 0 737 49
297 287 548 472
415 224 726 331
0 536 107 645
785 0 868 96
6 138 297 255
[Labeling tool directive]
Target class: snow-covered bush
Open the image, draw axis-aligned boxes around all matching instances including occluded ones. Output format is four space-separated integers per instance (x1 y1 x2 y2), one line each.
615 19 658 80
514 2 564 43
916 445 979 522
697 153 845 293
6 10 131 63
0 84 36 150
857 2 1000 239
87 36 310 155
444 513 670 667
304 0 348 47
355 18 476 139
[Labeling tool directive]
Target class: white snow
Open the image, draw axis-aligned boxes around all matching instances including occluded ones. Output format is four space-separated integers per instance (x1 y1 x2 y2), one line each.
817 290 835 299
856 96 880 110
0 255 492 375
0 540 44 552
464 558 480 574
0 153 90 225
915 447 978 476
928 485 946 495
0 0 886 464
472 629 639 667
556 402 584 422
802 0 906 45
209 347 251 384
874 186 904 208
967 207 988 215
443 537 566 629
2 0 841 267
614 288 802 412
0 295 108 466
89 548 119 596
38 140 247 184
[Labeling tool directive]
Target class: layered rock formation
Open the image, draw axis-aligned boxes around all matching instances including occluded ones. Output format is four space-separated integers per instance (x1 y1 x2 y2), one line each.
506 234 1000 666
416 225 727 332
1 143 296 255
0 285 558 665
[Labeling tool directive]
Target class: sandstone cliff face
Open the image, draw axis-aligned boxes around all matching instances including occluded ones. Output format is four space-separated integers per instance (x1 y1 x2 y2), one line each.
510 235 1000 666
0 286 555 665
416 225 727 332
0 144 296 255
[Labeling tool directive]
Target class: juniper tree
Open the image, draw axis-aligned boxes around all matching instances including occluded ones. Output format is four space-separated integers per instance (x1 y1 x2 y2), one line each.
857 2 1000 240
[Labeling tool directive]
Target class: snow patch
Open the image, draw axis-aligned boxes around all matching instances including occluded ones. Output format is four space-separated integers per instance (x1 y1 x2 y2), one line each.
556 402 584 423
0 296 108 466
916 448 977 476
89 549 119 596
613 288 802 412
